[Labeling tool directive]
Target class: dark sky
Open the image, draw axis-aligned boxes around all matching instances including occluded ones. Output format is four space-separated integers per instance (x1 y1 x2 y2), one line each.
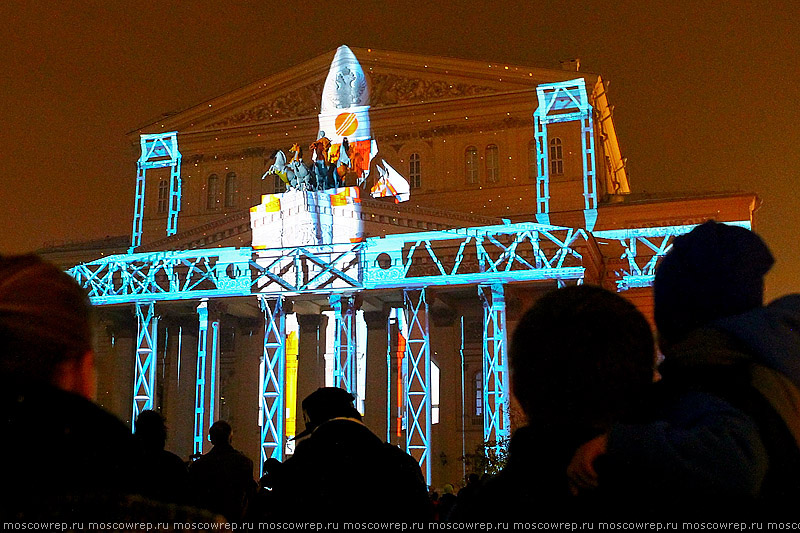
2 1 798 299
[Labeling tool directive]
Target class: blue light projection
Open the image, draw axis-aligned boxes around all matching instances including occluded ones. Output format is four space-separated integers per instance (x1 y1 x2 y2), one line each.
330 294 358 397
132 302 158 431
533 79 598 231
259 296 286 470
193 301 209 456
71 222 589 305
479 284 510 454
68 247 252 305
594 221 752 291
70 199 751 475
404 288 432 484
131 132 182 252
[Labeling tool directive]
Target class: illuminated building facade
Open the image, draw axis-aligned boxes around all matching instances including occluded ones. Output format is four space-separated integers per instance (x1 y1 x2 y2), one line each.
46 46 758 488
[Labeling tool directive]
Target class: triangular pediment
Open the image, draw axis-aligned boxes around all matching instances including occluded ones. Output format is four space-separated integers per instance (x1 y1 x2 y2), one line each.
133 46 597 136
207 81 325 128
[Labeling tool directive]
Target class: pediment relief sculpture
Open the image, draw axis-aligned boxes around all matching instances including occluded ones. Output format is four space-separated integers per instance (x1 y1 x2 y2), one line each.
370 73 498 106
207 73 502 128
208 83 325 128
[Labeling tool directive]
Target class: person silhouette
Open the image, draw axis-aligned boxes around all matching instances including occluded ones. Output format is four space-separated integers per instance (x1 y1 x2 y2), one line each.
569 221 800 516
0 255 140 519
270 387 431 520
134 410 189 504
454 285 655 520
188 420 256 522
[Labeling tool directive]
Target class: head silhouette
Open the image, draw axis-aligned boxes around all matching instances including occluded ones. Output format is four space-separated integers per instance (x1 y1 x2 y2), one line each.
209 420 233 447
0 254 94 397
296 387 360 439
511 285 654 432
135 410 168 451
654 220 774 351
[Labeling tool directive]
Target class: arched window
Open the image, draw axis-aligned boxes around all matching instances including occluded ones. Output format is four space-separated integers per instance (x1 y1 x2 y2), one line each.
549 138 563 175
486 144 499 183
206 174 219 210
157 179 168 214
408 153 421 189
465 146 479 184
224 172 237 208
528 139 538 180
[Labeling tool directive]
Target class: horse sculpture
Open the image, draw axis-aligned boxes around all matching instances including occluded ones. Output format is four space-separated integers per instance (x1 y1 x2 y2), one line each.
262 144 312 191
287 143 312 190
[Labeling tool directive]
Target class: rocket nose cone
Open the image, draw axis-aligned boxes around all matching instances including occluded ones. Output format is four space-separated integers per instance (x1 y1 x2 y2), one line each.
321 45 369 113
332 45 358 66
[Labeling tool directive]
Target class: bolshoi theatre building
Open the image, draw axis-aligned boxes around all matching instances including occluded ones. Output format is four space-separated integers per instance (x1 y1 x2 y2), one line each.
40 46 758 488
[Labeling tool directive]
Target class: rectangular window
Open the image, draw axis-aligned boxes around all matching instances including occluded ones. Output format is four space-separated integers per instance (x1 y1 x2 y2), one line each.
465 147 479 184
486 145 499 183
549 138 564 175
157 180 169 214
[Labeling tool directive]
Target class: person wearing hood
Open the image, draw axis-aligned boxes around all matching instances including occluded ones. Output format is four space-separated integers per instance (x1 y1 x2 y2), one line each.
269 387 431 521
568 221 800 516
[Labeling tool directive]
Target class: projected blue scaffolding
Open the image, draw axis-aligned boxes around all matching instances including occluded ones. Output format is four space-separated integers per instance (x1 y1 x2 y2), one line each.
131 132 182 252
404 288 432 483
132 302 158 431
259 296 286 469
533 79 598 231
479 284 510 453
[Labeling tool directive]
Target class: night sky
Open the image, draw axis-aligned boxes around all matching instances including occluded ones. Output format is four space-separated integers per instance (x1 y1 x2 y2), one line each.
2 1 798 299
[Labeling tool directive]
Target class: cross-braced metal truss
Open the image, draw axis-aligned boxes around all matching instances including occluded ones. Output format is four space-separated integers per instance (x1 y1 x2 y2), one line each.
594 221 752 291
403 289 431 484
478 284 510 456
72 221 760 299
329 294 357 396
361 222 588 290
132 302 158 431
533 79 598 230
68 248 252 305
131 132 182 251
251 244 363 295
259 296 286 471
70 222 589 306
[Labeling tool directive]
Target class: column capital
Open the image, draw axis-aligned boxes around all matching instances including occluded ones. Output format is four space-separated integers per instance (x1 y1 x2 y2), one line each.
364 308 391 329
296 314 323 329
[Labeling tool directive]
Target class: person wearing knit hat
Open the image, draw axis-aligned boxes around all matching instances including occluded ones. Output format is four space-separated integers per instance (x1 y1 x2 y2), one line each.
568 221 800 514
653 220 774 352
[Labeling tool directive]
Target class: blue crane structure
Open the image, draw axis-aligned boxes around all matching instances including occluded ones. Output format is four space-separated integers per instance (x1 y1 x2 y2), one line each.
67 79 751 482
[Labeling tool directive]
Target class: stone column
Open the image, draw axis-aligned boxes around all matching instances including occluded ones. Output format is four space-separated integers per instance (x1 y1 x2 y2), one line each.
363 308 390 437
295 314 327 437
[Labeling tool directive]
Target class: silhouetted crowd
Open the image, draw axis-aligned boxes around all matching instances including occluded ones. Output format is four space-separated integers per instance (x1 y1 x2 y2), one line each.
3 220 800 524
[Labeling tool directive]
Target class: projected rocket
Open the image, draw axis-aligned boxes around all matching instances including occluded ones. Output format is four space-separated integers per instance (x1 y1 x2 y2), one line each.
319 45 409 202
